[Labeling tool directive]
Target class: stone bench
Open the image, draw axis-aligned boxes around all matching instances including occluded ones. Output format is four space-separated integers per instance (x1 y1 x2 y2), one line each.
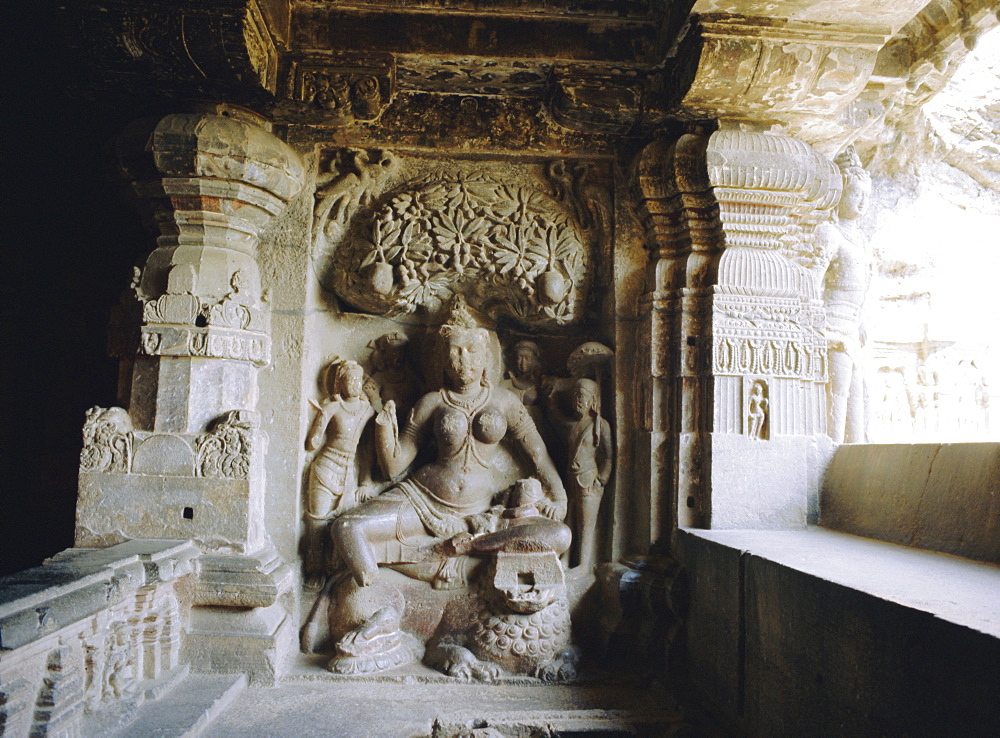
820 442 1000 564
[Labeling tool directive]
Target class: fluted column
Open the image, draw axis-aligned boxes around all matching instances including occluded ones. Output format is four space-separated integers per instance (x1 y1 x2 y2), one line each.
634 128 841 535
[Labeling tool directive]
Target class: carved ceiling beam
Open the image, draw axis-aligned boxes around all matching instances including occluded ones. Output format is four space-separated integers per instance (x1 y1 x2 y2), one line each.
857 0 999 165
60 0 287 103
290 3 666 63
681 13 888 154
681 1 998 157
58 0 701 137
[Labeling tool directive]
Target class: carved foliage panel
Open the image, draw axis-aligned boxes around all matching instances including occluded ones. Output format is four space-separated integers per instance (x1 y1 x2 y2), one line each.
80 407 261 480
315 153 610 328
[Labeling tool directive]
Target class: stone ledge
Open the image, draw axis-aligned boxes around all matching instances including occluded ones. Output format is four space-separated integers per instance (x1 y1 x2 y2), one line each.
0 540 198 651
820 442 1000 565
678 527 1000 736
686 527 1000 637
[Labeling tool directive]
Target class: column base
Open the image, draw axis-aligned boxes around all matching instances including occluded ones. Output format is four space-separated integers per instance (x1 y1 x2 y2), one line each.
184 601 296 686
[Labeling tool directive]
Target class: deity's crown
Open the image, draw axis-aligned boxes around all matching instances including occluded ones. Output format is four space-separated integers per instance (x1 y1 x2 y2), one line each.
834 146 869 182
439 294 491 331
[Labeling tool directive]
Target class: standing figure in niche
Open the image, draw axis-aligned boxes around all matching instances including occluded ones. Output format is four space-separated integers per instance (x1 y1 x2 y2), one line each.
502 340 546 429
332 298 569 591
304 360 375 587
365 332 419 418
563 378 613 572
747 380 769 441
819 147 874 444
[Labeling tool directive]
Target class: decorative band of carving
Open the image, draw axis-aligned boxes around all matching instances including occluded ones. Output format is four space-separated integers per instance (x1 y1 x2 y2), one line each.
713 336 826 379
139 325 270 367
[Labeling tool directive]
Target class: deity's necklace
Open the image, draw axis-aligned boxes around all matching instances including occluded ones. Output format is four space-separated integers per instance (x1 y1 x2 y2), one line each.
337 395 368 416
442 382 489 412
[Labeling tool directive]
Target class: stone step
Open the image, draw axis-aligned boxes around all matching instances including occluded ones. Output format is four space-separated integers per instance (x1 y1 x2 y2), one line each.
111 673 247 738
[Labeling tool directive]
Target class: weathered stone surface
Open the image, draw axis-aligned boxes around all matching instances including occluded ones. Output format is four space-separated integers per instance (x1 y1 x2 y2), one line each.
0 541 196 738
707 435 808 529
821 442 1000 564
679 528 1000 737
7 1 997 735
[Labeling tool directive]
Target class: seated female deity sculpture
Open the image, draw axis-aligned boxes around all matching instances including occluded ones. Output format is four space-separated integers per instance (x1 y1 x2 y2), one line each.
331 298 570 590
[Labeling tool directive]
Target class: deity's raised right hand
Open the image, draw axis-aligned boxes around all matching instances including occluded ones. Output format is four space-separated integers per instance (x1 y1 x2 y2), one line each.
376 399 396 426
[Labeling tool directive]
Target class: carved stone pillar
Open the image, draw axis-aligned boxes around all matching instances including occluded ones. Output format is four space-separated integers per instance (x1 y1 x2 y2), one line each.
702 129 839 528
635 131 726 541
636 128 840 535
75 105 305 684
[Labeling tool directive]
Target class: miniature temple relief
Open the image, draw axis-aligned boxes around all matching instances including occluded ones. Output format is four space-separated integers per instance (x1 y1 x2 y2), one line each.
0 543 196 738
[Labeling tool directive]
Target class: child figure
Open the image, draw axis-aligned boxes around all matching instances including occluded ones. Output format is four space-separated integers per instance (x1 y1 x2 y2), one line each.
565 378 613 572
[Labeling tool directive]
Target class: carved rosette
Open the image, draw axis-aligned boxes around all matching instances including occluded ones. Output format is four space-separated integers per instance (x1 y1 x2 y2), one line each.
330 178 591 327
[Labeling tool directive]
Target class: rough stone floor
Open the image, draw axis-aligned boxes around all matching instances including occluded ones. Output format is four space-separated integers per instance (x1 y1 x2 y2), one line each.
203 659 695 737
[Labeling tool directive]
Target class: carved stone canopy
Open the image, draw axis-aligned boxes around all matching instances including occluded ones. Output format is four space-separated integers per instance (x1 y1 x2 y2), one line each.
330 176 593 328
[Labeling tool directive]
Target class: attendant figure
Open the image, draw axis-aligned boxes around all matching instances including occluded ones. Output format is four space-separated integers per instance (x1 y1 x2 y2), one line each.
819 147 873 443
564 378 613 572
503 340 546 430
747 380 769 441
304 360 375 587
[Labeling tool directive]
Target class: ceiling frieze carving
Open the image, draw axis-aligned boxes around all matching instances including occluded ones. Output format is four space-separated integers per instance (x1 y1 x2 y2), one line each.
56 0 997 153
58 0 699 137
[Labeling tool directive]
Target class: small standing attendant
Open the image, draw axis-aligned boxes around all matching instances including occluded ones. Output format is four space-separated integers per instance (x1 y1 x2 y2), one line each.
565 378 613 572
304 360 375 586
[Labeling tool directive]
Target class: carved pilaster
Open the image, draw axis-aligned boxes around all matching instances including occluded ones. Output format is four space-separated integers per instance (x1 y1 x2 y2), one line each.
110 105 304 436
634 138 686 548
701 129 841 529
77 106 303 685
634 128 841 536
